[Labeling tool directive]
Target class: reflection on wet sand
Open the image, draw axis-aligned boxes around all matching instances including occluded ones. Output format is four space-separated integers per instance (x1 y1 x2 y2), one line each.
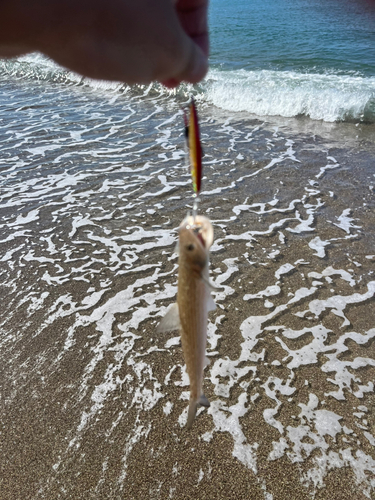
0 81 374 499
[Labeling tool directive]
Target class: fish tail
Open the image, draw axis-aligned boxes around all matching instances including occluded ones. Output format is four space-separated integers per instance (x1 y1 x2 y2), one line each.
186 394 210 429
186 400 198 429
199 394 210 407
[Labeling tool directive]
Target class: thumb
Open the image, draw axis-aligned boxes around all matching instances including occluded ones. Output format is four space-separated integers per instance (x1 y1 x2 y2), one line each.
162 42 208 87
177 40 208 83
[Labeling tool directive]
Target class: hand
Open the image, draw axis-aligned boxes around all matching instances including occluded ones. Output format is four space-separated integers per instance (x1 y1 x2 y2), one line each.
0 0 209 86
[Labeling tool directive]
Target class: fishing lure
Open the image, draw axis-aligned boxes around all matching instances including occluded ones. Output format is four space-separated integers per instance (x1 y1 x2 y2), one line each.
183 98 203 196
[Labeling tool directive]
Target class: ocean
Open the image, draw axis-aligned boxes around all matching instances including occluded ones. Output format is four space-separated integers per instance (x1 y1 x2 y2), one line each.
1 0 375 122
1 1 375 499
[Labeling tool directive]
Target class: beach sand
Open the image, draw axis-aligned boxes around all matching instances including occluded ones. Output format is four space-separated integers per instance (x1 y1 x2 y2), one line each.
0 86 375 499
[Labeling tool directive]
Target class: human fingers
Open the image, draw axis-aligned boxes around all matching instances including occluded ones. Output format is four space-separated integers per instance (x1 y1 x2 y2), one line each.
161 42 207 88
162 0 208 87
176 0 209 57
80 0 208 85
30 0 207 85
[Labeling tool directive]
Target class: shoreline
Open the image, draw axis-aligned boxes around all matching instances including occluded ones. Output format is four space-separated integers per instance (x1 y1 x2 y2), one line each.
1 88 375 499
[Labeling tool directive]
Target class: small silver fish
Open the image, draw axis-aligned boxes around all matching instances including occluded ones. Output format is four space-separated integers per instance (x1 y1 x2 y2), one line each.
157 214 216 428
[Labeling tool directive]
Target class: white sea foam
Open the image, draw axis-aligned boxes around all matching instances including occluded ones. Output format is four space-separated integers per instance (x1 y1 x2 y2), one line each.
1 87 374 499
308 236 330 258
332 209 361 234
205 68 375 123
2 55 375 123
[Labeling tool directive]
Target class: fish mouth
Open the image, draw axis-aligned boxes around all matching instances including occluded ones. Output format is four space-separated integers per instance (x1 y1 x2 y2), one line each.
180 215 214 250
195 229 205 248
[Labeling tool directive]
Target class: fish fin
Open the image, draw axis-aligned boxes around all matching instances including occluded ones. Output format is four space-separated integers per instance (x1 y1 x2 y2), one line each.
204 356 210 367
174 242 180 254
186 395 210 428
207 293 216 312
201 275 221 292
186 400 198 429
199 394 210 407
156 303 180 333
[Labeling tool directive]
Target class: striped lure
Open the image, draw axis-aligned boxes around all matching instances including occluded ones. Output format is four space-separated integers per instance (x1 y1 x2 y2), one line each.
184 98 203 194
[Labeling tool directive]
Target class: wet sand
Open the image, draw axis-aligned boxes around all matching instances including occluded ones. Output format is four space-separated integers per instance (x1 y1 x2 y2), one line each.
0 88 375 499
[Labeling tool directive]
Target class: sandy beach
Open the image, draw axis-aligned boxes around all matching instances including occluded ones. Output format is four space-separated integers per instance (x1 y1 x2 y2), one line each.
0 79 375 499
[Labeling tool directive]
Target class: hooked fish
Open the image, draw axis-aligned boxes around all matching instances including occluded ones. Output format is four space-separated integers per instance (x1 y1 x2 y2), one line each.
157 214 215 428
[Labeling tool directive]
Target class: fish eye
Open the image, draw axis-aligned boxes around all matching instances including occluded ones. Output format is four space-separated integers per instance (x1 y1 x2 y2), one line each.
186 244 195 251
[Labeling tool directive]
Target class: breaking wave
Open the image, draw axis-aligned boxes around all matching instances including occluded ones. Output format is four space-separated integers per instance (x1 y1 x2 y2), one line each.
1 54 375 123
204 67 375 123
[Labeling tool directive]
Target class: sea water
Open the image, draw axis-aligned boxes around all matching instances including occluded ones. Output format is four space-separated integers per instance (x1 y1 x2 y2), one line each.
207 0 375 121
0 1 375 499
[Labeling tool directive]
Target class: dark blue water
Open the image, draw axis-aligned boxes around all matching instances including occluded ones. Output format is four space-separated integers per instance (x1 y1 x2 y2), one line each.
199 0 375 121
210 0 375 75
